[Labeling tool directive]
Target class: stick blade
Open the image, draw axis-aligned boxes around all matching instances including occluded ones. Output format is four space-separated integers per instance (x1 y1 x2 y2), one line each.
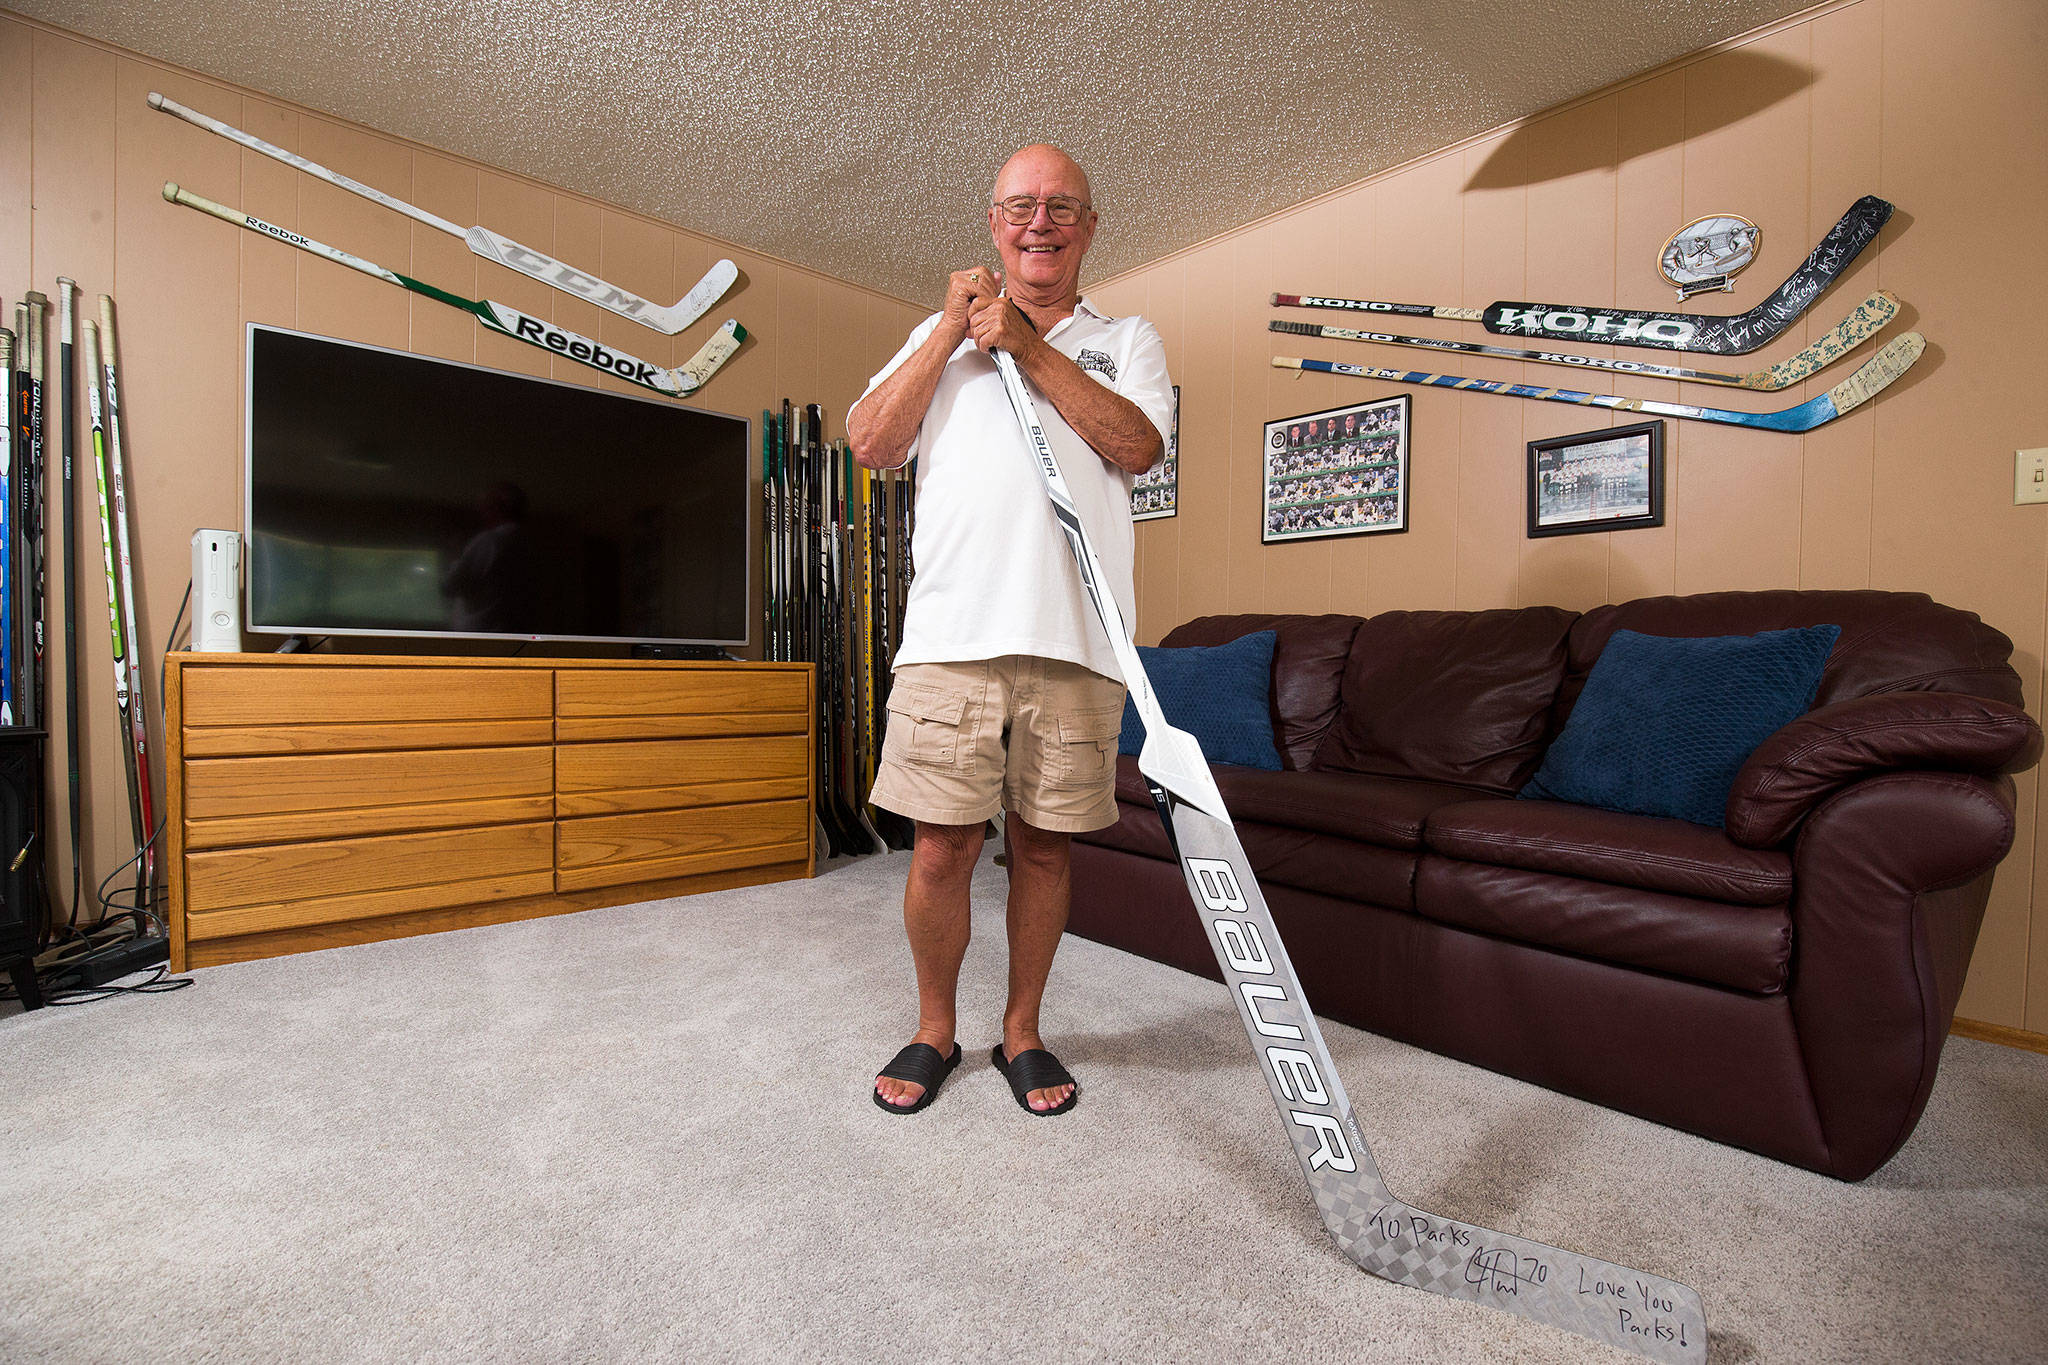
1160 801 1707 1363
1823 331 1925 419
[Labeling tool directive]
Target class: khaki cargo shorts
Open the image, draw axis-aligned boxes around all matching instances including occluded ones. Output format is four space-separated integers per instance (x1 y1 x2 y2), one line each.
869 656 1127 833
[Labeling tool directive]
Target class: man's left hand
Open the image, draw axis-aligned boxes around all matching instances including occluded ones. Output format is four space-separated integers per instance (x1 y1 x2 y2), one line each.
967 295 1040 360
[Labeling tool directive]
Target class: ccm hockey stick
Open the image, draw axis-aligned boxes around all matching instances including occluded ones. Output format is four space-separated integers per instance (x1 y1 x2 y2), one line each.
1272 289 1899 392
1275 330 1923 434
164 183 744 398
1275 195 1893 355
148 92 737 337
989 340 1706 1362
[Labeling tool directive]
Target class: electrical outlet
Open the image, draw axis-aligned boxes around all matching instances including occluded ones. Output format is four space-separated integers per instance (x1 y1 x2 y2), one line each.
2017 449 2048 506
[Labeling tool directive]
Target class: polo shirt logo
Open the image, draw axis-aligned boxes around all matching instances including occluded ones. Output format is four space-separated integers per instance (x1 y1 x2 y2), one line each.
1075 349 1118 382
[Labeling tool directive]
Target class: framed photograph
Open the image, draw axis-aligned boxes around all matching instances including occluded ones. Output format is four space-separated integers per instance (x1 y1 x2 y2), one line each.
1262 394 1410 543
1132 384 1178 521
1526 420 1665 538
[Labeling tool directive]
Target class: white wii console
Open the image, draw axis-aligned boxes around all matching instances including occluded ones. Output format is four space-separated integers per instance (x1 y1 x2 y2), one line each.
191 529 242 652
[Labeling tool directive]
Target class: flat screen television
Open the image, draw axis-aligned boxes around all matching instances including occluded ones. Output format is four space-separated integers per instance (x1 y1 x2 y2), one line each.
245 323 751 647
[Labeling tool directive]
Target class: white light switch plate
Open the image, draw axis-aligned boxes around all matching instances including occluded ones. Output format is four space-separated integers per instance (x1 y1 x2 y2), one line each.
2017 449 2048 505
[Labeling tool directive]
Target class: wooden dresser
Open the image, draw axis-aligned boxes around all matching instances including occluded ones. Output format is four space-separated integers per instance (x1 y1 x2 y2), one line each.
164 654 814 971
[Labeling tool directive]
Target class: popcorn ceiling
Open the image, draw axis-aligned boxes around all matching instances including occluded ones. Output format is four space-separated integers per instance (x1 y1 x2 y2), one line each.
19 0 1812 307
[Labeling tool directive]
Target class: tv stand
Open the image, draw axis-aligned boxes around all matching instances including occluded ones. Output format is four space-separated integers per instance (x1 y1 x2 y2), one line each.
162 653 814 971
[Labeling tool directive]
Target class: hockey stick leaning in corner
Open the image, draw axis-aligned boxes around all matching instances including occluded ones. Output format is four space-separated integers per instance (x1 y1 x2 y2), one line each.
163 184 745 398
1275 194 1893 355
989 340 1708 1363
1272 288 1900 391
148 92 738 337
1273 330 1924 434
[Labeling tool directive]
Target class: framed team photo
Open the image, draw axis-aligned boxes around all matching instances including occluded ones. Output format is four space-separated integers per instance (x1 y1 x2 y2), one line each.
1526 420 1664 538
1261 395 1410 544
1132 384 1178 521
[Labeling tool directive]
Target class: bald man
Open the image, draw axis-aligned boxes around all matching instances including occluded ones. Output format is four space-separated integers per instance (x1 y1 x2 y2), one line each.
849 145 1174 1118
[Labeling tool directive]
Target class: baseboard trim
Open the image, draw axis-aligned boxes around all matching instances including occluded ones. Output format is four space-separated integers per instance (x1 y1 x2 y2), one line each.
1950 1017 2048 1056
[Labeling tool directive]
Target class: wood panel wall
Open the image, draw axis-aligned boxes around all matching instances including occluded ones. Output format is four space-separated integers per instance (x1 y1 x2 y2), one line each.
0 12 927 930
1086 0 2048 1030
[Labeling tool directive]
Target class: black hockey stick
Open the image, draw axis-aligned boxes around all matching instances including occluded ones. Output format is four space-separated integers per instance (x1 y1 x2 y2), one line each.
55 281 82 924
990 339 1706 1362
1272 288 1900 391
1276 195 1892 354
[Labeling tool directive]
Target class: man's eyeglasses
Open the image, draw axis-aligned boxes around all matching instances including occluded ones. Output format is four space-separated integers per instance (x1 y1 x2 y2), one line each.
993 195 1091 226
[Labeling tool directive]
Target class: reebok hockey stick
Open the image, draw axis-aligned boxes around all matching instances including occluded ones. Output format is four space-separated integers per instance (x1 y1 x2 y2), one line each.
1272 289 1900 391
990 339 1706 1363
1275 330 1923 434
164 183 745 398
1275 194 1892 354
148 92 737 337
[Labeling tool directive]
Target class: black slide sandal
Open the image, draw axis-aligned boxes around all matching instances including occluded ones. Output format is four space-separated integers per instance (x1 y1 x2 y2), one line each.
872 1042 963 1115
991 1044 1079 1117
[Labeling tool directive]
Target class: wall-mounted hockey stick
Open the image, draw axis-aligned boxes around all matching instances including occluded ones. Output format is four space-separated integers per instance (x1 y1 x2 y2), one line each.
1274 330 1923 433
1272 289 1900 391
164 183 744 398
148 92 737 337
1275 195 1893 355
988 340 1706 1362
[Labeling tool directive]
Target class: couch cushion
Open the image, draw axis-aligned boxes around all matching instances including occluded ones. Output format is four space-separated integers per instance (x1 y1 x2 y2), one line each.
1160 614 1363 769
1520 625 1840 828
1081 797 1418 909
1310 606 1577 793
1111 755 1489 851
1413 855 1792 994
1555 591 2024 731
1426 799 1792 906
1117 631 1283 770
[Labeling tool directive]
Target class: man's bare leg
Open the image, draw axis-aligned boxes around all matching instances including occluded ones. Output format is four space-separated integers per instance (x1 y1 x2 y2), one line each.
875 820 985 1108
998 813 1078 1113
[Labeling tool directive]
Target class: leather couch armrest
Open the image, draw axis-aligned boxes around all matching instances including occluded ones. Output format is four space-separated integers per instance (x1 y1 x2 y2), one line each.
1725 693 2042 848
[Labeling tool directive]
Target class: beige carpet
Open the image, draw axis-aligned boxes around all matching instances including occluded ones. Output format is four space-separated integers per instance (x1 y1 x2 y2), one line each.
2 848 2043 1363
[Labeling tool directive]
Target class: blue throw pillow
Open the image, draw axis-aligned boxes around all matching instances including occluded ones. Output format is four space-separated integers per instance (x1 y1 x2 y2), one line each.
1118 631 1284 771
1520 625 1841 828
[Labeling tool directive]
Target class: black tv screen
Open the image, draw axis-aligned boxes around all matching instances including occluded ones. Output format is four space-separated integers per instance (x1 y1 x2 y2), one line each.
245 324 750 645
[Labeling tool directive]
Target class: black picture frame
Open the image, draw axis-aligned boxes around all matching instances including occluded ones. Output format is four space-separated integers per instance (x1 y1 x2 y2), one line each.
1261 394 1410 544
1132 384 1178 521
1526 420 1665 538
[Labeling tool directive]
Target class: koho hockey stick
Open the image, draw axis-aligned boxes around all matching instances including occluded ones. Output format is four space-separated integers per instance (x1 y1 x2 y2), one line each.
148 92 737 337
1272 289 1900 391
1274 330 1924 434
164 183 744 398
1275 194 1893 354
989 340 1706 1362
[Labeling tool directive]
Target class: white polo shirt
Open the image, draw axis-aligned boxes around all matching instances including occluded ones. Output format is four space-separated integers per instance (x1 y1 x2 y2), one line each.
860 298 1174 682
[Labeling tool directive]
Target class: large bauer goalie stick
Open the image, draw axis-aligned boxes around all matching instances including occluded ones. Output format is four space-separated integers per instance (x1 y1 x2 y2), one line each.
1275 195 1893 355
988 341 1708 1363
164 183 744 399
148 92 737 337
1274 330 1924 434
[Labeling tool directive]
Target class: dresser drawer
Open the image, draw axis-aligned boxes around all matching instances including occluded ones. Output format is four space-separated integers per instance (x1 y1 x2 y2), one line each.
184 746 555 848
555 735 807 816
555 668 808 741
182 665 554 757
556 799 809 891
184 821 556 941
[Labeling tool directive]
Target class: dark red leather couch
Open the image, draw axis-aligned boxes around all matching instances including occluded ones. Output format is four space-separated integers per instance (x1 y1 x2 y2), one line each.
1070 591 2041 1180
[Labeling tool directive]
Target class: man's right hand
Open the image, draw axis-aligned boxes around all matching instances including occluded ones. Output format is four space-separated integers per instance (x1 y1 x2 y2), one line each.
940 266 1002 342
